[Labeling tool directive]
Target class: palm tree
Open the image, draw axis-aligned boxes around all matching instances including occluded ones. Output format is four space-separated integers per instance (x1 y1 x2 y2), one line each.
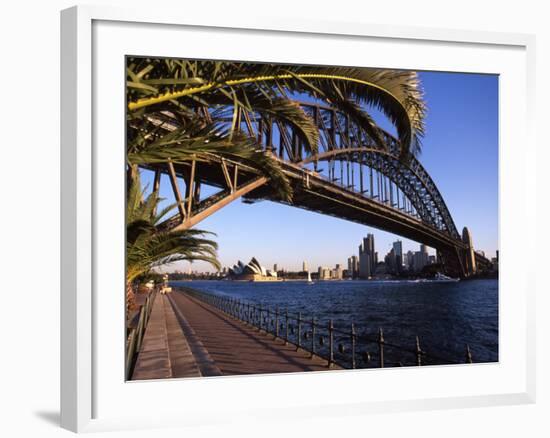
124 59 427 315
126 172 220 317
126 59 426 160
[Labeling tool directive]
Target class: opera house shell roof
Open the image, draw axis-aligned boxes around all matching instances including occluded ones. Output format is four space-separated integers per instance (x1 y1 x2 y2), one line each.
228 257 278 279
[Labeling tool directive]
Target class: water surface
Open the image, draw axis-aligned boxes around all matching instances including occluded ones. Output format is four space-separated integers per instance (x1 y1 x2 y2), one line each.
171 279 498 368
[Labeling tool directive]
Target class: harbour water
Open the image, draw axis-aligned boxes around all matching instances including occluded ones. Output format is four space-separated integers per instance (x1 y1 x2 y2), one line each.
170 279 498 368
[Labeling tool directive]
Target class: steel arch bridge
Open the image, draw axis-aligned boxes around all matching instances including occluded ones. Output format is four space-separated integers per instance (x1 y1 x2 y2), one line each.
139 102 490 277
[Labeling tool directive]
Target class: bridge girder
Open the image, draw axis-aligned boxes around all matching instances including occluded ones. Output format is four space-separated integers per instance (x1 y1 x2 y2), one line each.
137 101 488 277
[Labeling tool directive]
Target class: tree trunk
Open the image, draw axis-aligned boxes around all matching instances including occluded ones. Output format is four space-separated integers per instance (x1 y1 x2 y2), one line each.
126 279 136 322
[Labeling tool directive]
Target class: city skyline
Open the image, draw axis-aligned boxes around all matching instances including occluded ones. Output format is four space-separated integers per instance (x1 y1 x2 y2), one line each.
167 238 456 275
144 70 498 273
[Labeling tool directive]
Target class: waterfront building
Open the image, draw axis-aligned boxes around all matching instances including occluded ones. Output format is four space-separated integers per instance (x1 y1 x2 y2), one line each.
318 266 332 280
420 244 428 256
273 263 278 272
405 250 414 270
229 257 280 281
393 240 404 272
333 264 343 280
412 244 430 272
358 234 376 278
302 261 308 272
347 255 359 278
412 251 423 272
384 248 397 273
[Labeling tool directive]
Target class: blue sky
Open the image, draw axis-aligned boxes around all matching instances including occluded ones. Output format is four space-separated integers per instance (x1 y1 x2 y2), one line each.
141 70 499 273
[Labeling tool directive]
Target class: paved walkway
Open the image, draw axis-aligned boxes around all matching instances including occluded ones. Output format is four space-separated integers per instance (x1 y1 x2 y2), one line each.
132 294 206 380
167 290 338 376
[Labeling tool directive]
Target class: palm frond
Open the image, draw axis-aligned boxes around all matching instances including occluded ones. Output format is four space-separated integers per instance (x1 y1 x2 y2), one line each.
128 119 293 200
126 59 426 157
126 171 221 282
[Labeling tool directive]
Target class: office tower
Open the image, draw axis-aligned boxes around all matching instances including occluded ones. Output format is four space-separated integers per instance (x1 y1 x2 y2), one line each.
405 250 414 270
393 240 403 272
302 261 308 272
412 244 430 272
348 255 359 278
358 234 376 279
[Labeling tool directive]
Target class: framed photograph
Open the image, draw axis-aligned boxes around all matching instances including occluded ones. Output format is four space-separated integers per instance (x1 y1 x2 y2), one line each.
61 5 536 433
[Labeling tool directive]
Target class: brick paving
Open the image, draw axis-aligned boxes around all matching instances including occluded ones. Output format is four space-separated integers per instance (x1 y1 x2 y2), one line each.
131 294 202 380
167 290 339 376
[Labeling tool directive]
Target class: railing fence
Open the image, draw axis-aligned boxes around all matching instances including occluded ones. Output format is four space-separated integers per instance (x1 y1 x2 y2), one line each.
182 287 474 369
125 289 158 380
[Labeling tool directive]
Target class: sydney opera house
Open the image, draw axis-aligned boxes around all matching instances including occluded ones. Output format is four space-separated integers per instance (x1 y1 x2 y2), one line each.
228 257 280 282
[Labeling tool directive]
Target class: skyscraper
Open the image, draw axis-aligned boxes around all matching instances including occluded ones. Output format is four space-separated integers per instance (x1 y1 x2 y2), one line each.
347 255 359 278
359 234 376 278
405 250 414 270
302 261 308 272
385 248 396 273
412 244 430 272
393 240 403 272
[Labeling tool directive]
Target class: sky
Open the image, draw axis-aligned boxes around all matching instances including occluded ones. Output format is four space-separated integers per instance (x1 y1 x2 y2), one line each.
140 70 499 273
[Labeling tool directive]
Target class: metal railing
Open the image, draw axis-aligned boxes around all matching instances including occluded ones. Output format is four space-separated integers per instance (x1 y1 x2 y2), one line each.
125 289 158 380
181 287 474 369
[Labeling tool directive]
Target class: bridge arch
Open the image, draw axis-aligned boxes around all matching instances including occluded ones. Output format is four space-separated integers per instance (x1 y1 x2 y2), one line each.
299 147 459 240
138 101 488 276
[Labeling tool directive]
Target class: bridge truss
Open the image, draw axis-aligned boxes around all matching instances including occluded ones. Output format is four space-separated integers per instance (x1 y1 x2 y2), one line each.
134 102 490 277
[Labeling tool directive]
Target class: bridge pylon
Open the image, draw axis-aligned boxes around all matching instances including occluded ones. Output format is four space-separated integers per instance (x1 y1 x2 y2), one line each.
461 227 477 277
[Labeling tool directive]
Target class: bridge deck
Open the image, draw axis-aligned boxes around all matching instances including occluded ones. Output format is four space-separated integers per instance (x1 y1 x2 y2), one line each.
162 290 338 377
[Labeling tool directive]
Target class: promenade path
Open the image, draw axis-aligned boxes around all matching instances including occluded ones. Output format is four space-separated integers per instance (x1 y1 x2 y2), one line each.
131 289 340 380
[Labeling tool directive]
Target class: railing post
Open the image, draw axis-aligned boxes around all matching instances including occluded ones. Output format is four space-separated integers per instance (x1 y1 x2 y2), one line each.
466 344 473 363
297 312 302 350
266 308 271 334
351 322 356 369
311 317 316 358
125 329 136 380
247 302 251 324
285 309 289 345
328 319 334 368
378 328 385 368
416 336 422 366
135 306 146 353
275 307 279 338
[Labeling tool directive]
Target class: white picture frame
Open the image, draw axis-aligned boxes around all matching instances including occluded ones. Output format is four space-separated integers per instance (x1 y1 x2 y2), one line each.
60 5 536 433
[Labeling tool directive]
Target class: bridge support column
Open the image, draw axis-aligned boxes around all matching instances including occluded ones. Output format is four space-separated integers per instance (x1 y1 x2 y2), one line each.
461 227 477 276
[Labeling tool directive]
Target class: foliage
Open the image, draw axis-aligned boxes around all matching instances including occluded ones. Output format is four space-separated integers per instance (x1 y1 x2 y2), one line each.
126 59 427 159
126 172 221 285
